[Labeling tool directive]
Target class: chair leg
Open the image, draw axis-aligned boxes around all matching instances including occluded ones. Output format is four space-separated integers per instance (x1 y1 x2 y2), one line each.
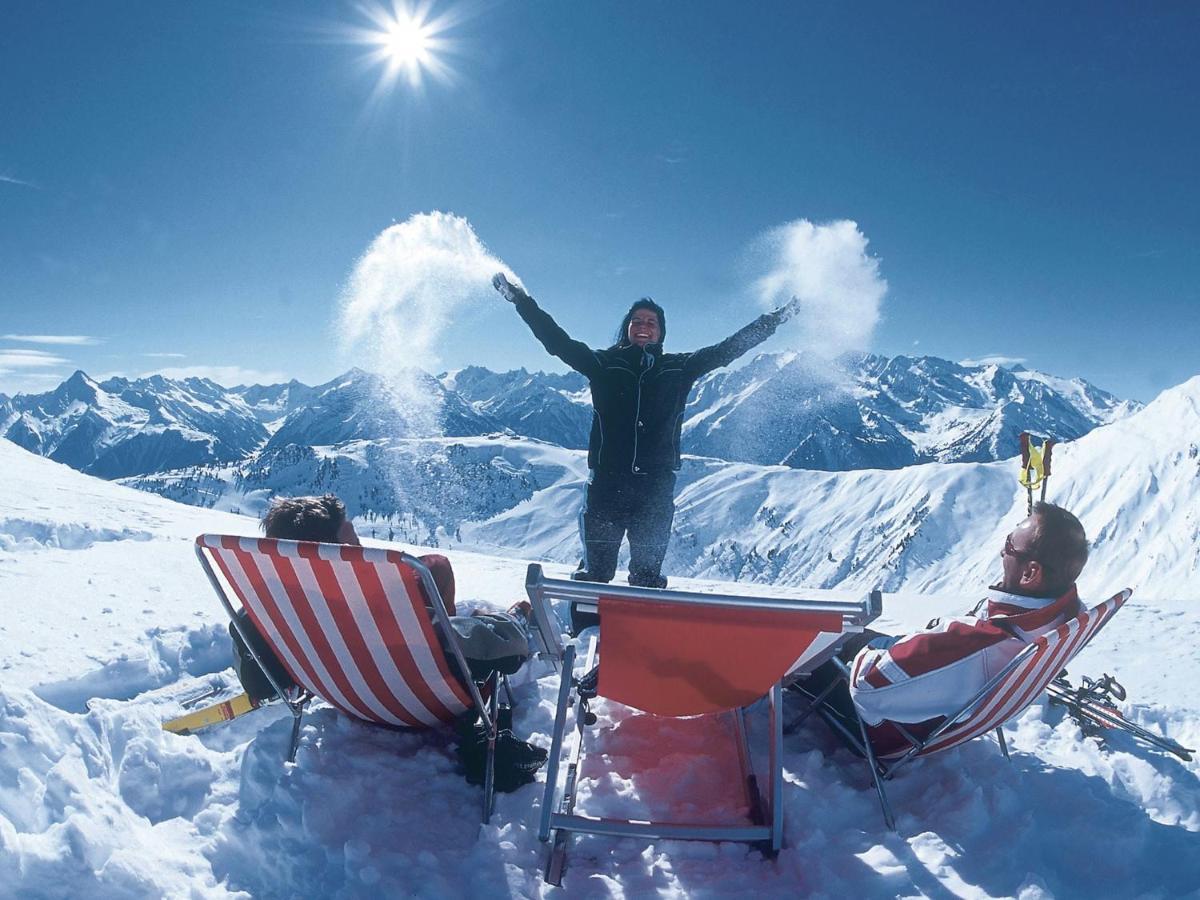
769 681 784 854
783 677 842 735
996 725 1011 761
539 645 577 843
286 699 306 764
731 707 762 821
545 637 596 886
855 712 897 832
482 671 499 823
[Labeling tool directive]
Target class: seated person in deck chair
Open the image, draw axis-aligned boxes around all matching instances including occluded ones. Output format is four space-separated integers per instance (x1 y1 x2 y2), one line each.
230 494 546 788
800 502 1089 756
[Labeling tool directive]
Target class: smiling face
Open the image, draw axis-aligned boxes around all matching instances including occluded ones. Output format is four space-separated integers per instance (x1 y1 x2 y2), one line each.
627 309 662 347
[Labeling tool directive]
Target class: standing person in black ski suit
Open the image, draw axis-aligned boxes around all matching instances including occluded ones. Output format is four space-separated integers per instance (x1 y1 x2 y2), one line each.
493 272 800 589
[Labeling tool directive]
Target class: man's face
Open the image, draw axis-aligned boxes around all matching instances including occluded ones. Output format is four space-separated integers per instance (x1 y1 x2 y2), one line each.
627 309 661 347
337 518 361 546
999 515 1042 593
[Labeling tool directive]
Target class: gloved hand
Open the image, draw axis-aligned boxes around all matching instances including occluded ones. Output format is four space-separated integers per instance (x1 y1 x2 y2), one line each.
775 295 803 321
492 272 529 304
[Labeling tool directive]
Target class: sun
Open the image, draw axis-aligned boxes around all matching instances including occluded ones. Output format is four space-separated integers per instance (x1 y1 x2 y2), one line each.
382 16 432 69
352 1 457 93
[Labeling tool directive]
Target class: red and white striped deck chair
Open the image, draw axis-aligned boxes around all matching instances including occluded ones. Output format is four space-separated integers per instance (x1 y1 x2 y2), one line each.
525 564 881 885
809 588 1131 831
195 535 503 820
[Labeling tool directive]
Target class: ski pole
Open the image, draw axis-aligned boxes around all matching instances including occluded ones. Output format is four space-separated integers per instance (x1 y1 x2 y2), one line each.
1046 681 1195 762
1017 432 1053 513
1019 432 1033 514
1040 439 1056 503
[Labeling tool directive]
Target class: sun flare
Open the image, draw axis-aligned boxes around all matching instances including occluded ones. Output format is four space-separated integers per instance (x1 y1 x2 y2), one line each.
353 1 456 93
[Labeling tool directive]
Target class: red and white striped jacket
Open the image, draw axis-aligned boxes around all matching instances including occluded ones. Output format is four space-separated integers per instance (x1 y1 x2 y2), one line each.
848 586 1083 752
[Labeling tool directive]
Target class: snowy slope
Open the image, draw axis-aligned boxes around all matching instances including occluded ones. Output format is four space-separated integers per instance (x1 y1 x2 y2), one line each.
0 441 255 698
122 435 588 549
3 410 1199 897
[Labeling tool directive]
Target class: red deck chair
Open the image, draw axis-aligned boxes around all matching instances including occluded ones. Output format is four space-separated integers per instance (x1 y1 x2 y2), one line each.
195 534 504 820
524 564 881 884
794 588 1131 831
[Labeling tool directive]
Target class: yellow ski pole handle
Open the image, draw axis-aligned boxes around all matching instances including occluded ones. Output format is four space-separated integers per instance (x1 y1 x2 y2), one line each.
162 692 263 735
1018 441 1048 490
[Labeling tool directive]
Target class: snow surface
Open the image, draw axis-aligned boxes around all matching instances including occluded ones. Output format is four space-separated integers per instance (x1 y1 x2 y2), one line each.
3 402 1200 896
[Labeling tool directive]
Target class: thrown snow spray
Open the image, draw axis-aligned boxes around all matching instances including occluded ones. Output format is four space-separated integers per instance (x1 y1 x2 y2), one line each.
338 211 520 437
751 218 886 361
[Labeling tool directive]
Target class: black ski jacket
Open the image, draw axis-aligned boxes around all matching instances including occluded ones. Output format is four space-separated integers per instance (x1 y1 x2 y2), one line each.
513 295 788 474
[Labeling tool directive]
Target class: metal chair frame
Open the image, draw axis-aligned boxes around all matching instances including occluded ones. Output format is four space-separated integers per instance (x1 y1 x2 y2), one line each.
195 535 509 821
790 589 1130 832
524 564 880 884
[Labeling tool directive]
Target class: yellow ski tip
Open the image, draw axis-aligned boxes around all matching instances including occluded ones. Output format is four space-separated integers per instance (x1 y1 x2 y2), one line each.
162 692 261 735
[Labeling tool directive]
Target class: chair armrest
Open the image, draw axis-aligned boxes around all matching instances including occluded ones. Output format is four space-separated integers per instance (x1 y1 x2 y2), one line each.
526 564 566 670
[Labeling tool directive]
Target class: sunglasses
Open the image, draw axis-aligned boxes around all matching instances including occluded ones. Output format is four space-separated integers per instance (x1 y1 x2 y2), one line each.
1003 535 1035 560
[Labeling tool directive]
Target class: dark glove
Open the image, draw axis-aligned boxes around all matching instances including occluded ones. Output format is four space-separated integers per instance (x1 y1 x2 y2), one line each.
775 295 803 322
492 272 529 304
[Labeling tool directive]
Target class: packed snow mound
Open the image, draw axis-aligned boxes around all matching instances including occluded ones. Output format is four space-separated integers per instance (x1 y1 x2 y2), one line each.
0 518 153 551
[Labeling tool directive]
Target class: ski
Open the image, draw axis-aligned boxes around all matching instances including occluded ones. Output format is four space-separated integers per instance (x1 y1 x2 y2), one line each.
177 677 232 709
1048 673 1194 762
162 692 265 735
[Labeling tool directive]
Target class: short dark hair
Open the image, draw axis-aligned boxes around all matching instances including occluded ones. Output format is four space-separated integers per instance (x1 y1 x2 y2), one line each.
1028 501 1089 596
261 494 347 543
612 298 667 348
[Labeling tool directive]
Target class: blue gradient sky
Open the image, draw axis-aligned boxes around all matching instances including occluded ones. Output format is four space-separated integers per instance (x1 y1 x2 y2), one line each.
2 2 1197 401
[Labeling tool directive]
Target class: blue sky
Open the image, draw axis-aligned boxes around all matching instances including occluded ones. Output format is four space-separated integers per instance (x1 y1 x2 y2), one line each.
1 1 1197 401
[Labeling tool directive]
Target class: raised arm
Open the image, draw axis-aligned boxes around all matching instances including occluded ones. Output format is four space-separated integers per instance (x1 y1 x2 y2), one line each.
492 273 601 379
683 296 802 379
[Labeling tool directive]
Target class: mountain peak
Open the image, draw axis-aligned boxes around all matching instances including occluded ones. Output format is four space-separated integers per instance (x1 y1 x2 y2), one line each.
60 370 101 402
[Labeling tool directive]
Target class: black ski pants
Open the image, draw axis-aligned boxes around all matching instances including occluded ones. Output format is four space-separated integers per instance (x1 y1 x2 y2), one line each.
572 469 676 589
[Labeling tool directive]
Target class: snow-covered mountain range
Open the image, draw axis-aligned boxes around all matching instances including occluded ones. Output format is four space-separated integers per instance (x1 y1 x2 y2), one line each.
120 374 1200 620
682 351 1137 468
1 353 1137 489
0 371 268 479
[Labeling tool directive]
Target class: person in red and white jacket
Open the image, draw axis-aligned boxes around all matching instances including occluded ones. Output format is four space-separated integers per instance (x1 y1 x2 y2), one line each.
812 502 1089 757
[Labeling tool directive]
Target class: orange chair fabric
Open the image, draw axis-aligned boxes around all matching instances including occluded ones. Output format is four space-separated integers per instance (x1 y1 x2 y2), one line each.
597 595 844 716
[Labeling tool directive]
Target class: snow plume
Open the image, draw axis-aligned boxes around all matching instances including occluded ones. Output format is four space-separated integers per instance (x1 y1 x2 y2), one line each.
751 219 886 361
338 211 519 435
